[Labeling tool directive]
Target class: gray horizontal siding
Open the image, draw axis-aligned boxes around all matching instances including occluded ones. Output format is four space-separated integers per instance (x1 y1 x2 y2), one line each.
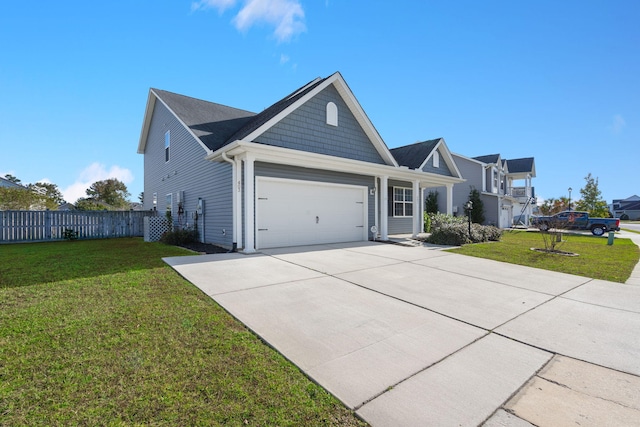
387 179 415 234
255 162 376 238
421 149 453 176
142 101 233 248
255 84 386 165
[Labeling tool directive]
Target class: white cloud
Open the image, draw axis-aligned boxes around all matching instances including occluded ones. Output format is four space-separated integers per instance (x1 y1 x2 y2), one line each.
611 114 626 134
62 163 134 204
191 0 237 13
279 53 290 64
193 0 306 43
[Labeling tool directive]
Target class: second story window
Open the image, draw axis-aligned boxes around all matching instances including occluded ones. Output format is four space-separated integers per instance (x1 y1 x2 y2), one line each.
165 130 170 162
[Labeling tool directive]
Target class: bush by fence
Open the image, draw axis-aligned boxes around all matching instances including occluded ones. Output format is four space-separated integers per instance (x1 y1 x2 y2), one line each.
0 210 155 243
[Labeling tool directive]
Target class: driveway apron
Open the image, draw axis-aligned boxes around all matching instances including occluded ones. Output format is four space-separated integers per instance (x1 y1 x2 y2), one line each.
164 241 640 426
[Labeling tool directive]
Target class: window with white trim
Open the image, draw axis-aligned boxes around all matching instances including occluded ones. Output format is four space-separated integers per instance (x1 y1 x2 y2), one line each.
433 151 440 168
326 102 338 126
165 130 170 162
166 193 172 214
393 187 413 217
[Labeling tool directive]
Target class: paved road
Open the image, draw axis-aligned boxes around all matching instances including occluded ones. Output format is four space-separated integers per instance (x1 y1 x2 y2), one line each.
621 222 640 232
165 241 640 426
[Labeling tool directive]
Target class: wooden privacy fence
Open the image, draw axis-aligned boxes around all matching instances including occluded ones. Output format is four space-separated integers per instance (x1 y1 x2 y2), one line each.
0 210 156 243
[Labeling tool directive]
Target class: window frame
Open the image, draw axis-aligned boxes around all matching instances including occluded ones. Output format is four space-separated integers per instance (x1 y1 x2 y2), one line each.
433 151 440 168
393 186 413 218
326 102 338 126
166 193 173 215
165 130 170 163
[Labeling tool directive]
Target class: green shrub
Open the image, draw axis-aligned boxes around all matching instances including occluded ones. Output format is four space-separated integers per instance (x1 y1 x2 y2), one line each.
160 227 198 246
63 228 78 241
423 212 431 233
425 214 502 246
429 213 467 229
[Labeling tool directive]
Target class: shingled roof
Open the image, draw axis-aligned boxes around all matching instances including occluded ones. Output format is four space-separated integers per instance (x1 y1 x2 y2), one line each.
151 89 257 152
390 138 441 169
505 157 535 174
472 154 500 164
148 76 332 154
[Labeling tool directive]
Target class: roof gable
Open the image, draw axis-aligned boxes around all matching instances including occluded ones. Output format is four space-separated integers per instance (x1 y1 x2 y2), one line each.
254 84 387 164
390 139 439 169
138 89 256 154
230 72 398 166
390 138 462 178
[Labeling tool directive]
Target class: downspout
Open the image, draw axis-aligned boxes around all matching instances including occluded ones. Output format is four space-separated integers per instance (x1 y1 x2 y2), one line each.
374 177 379 241
221 152 238 252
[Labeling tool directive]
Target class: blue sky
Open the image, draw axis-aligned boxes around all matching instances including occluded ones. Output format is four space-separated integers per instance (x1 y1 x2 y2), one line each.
1 0 638 205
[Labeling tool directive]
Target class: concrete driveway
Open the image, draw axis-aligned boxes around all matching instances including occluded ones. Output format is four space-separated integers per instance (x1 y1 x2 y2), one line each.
164 241 640 426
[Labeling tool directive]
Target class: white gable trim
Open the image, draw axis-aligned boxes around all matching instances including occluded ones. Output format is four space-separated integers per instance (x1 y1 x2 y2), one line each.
137 89 212 155
241 72 399 167
419 138 463 179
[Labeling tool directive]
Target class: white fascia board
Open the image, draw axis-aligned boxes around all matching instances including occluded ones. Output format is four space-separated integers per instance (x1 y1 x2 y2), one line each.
240 72 399 168
137 89 212 156
207 140 464 187
137 90 156 154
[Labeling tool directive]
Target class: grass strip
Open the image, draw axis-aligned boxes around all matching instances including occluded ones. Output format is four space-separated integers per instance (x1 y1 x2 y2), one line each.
447 230 639 283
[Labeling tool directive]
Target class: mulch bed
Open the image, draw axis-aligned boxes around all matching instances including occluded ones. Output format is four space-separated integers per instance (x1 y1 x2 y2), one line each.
177 242 230 254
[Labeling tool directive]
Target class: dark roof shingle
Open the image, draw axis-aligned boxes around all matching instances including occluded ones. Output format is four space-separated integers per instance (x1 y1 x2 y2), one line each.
505 157 534 174
390 139 441 169
152 89 257 152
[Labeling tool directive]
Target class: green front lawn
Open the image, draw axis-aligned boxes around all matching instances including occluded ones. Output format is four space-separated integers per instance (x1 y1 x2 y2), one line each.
447 230 639 283
0 238 366 426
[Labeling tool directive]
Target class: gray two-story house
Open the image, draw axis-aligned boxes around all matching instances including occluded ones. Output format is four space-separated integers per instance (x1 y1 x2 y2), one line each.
424 153 535 228
138 72 464 251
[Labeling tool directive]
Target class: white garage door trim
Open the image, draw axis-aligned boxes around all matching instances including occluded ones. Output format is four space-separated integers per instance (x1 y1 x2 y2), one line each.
255 177 368 249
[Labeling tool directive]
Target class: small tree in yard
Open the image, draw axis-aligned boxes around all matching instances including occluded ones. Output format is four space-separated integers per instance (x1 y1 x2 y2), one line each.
575 173 609 218
425 191 439 214
468 187 485 224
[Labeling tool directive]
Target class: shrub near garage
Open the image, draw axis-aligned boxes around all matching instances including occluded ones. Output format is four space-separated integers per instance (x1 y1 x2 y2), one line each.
425 213 502 246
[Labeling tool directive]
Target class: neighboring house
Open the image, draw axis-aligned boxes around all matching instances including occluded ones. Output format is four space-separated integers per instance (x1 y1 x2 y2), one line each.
137 72 464 251
424 153 536 228
0 176 26 189
58 202 75 211
610 195 640 220
389 138 463 231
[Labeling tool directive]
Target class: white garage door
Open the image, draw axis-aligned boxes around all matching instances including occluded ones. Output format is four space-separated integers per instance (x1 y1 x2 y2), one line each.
256 177 368 249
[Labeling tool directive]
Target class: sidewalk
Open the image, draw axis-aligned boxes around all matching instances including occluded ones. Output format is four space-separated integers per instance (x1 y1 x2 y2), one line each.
618 230 640 285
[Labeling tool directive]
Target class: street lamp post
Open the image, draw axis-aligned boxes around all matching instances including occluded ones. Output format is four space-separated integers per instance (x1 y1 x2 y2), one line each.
568 187 572 211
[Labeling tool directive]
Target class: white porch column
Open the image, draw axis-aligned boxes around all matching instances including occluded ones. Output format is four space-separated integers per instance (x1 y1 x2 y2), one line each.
412 180 420 237
380 176 389 240
243 153 256 253
235 158 243 249
446 183 454 215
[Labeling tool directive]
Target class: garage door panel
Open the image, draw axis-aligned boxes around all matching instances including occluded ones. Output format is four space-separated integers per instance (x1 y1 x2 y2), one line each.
256 178 367 249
